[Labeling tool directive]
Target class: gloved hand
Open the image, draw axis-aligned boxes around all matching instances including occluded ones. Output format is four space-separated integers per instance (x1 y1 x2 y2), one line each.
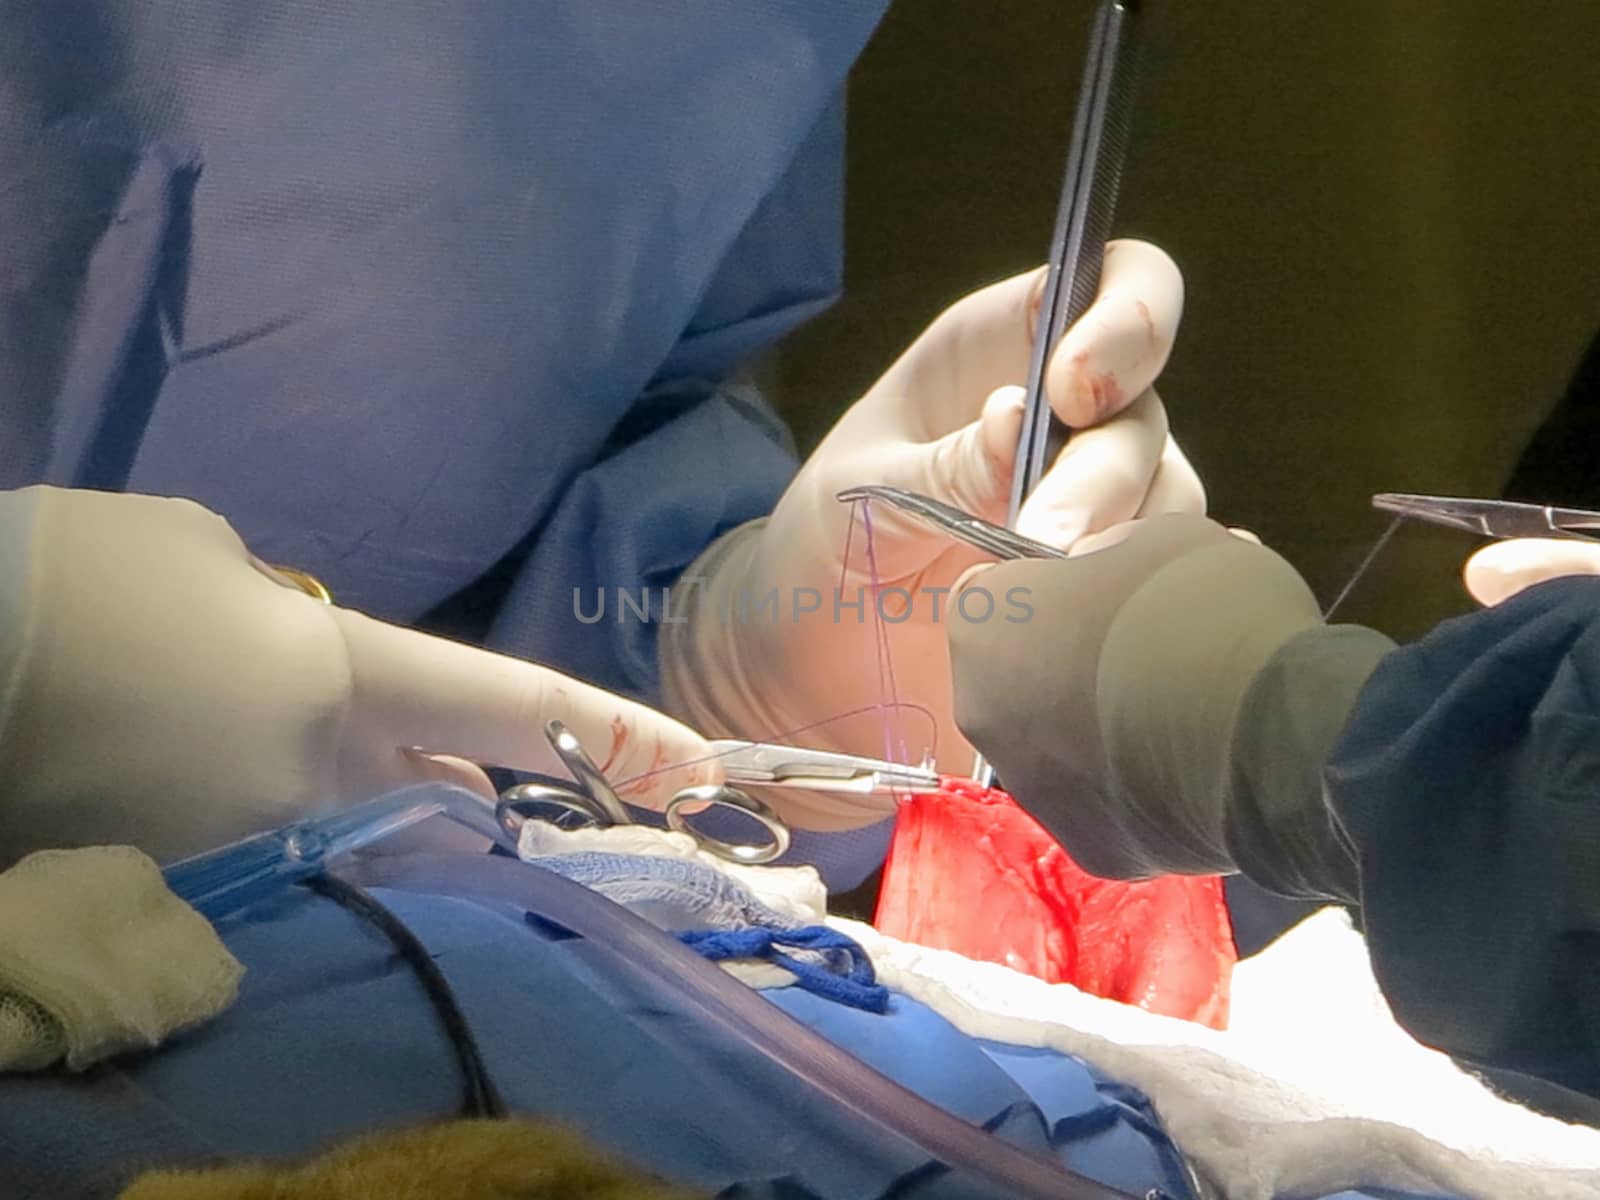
945 515 1313 875
662 242 1201 830
1462 537 1600 606
946 514 1391 898
0 487 719 867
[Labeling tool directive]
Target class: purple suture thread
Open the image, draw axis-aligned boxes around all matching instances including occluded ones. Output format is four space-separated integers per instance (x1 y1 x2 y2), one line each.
858 500 910 767
838 497 858 598
606 501 939 793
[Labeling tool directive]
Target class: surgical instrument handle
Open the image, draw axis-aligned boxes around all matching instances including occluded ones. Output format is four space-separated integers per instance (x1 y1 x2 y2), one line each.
1008 0 1144 527
987 0 1143 789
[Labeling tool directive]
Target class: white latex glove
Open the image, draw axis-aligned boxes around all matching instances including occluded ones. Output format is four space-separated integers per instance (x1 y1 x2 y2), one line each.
0 487 719 867
662 241 1199 829
1462 537 1600 606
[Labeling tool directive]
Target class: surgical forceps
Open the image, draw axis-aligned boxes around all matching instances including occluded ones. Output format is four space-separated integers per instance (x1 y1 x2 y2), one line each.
496 720 943 866
1372 493 1600 542
836 484 1067 562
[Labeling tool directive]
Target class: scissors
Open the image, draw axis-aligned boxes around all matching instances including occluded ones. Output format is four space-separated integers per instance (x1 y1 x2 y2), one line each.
1373 493 1600 542
496 720 942 866
836 484 1067 562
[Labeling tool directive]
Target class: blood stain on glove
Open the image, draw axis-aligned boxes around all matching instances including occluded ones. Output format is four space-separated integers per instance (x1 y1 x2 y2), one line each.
1062 350 1127 424
595 715 626 775
1135 300 1160 351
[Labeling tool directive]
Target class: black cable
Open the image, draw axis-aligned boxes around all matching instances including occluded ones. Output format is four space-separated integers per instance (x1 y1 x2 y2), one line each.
302 872 508 1119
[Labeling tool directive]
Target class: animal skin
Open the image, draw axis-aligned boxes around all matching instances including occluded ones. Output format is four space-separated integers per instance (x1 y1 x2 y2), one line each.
118 1117 707 1200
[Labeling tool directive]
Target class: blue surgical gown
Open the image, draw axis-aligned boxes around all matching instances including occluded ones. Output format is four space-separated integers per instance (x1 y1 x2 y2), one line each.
0 0 895 884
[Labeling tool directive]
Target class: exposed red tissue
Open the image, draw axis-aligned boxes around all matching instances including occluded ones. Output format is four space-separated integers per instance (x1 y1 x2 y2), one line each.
874 776 1235 1030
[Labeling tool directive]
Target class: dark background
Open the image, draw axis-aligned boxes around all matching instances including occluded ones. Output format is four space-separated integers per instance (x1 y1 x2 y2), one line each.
771 0 1600 640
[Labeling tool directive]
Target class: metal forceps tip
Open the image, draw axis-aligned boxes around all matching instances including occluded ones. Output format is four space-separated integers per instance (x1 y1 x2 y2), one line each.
709 738 943 796
1372 493 1600 542
836 484 1067 562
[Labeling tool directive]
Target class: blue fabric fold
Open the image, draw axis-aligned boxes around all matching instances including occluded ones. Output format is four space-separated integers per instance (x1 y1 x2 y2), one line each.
0 0 884 673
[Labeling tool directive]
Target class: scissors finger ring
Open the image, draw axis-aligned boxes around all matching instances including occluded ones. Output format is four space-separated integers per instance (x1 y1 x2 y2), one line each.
495 782 620 843
665 785 790 865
